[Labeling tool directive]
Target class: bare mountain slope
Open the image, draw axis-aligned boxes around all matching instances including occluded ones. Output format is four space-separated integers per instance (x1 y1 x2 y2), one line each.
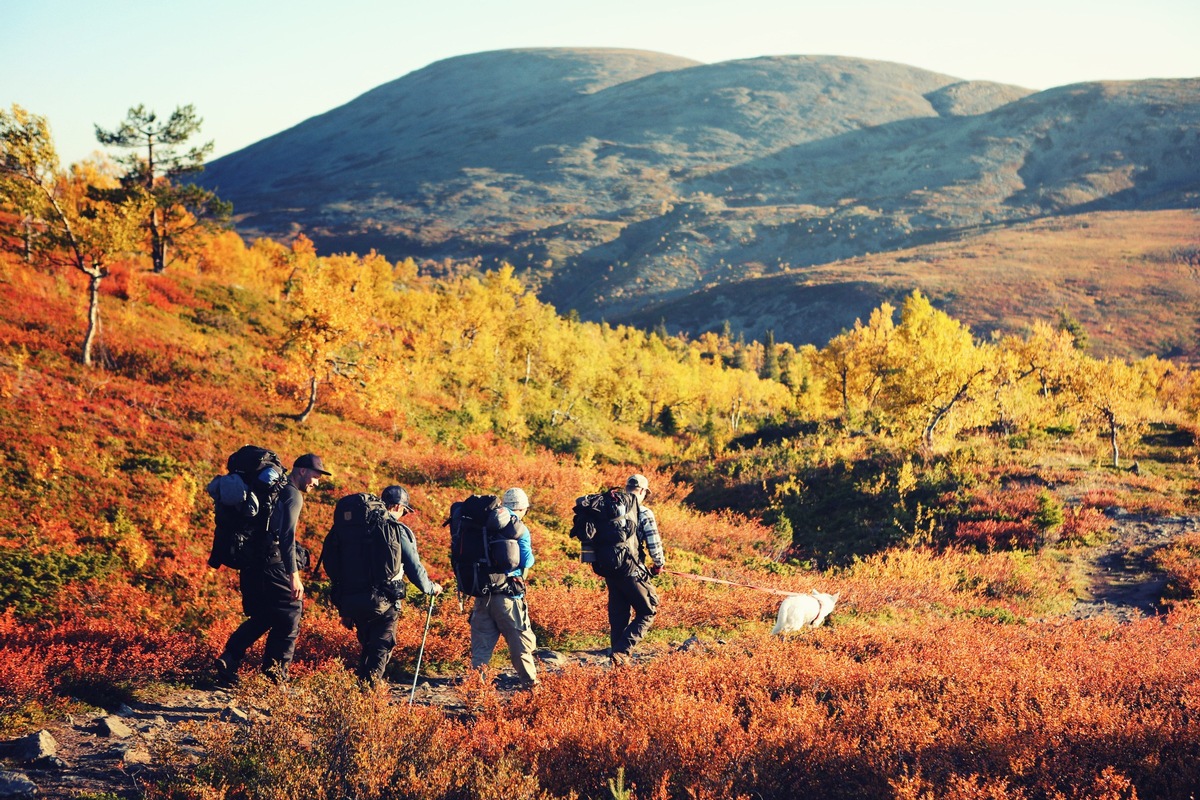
623 209 1200 361
200 49 1200 353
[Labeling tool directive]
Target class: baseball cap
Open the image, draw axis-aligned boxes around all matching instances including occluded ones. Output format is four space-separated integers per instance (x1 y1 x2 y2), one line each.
626 474 649 491
381 485 415 511
293 453 332 475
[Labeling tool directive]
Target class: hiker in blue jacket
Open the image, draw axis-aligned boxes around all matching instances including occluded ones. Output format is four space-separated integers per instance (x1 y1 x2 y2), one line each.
468 487 539 688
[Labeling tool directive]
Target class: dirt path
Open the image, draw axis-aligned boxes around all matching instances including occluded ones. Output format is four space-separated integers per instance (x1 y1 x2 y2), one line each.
1066 510 1197 622
0 650 612 800
5 513 1197 798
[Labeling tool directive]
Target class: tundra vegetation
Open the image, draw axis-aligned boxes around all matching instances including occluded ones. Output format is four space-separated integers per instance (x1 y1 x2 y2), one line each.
2 105 1200 799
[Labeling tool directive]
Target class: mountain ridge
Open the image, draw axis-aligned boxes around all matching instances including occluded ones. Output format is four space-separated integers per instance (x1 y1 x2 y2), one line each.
199 48 1200 356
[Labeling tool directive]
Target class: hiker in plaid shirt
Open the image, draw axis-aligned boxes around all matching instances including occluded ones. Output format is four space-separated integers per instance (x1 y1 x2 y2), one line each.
607 473 666 666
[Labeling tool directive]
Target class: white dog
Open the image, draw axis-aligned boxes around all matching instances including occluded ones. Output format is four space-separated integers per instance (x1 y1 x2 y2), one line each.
771 591 839 635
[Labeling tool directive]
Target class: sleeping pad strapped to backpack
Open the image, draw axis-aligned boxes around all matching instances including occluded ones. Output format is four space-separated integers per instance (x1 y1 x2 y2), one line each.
206 445 289 570
447 494 523 596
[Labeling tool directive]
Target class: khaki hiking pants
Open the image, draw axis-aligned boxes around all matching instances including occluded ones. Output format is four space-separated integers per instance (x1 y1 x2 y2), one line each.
469 593 538 685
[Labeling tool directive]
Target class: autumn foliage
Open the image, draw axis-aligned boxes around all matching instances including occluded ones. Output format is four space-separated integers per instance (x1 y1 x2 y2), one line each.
146 613 1200 800
4 121 1200 796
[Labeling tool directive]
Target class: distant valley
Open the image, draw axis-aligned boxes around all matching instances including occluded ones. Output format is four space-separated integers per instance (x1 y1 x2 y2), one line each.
199 48 1200 358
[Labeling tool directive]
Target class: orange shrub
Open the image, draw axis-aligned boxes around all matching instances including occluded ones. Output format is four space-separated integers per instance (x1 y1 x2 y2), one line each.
0 610 210 722
158 610 1200 800
1059 504 1112 542
1155 531 1200 603
953 519 1039 549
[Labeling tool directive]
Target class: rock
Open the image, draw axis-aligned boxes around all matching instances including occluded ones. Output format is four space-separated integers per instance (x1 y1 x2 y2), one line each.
121 745 153 765
0 771 37 799
138 715 168 735
677 636 703 652
115 703 136 716
219 705 250 723
30 755 69 770
98 715 134 739
534 648 567 666
8 729 57 762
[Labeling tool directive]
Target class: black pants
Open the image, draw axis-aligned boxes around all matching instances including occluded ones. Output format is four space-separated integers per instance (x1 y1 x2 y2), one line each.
606 572 658 655
350 604 399 683
222 559 302 675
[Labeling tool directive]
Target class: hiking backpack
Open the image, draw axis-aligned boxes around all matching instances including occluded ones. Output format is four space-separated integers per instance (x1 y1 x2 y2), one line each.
570 489 640 578
321 493 401 615
447 494 523 596
205 445 289 570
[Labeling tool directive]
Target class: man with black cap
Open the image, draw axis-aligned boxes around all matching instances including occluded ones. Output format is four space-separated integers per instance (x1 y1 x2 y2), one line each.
216 452 330 684
341 485 442 685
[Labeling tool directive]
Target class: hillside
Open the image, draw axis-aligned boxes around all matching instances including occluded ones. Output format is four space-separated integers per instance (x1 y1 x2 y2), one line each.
623 209 1200 361
3 229 1200 796
200 48 1200 354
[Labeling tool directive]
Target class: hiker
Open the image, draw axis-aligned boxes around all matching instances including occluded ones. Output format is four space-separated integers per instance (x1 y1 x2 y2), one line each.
339 485 443 685
606 473 666 666
468 487 539 688
216 452 330 685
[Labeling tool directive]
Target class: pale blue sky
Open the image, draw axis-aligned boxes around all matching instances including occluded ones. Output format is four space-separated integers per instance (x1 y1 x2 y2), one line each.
5 0 1198 166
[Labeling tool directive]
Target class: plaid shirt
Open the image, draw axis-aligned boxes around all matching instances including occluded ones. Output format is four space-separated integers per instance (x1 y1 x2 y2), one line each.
636 505 665 567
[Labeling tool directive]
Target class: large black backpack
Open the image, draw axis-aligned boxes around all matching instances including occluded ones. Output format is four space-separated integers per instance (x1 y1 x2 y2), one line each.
206 445 289 570
570 489 640 578
322 493 400 615
447 494 523 597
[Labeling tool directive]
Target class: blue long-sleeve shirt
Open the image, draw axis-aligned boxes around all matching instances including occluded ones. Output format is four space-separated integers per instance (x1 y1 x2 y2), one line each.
270 484 304 574
508 521 535 576
393 521 438 595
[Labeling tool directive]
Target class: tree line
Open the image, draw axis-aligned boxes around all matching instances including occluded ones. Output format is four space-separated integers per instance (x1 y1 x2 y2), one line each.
3 103 1197 463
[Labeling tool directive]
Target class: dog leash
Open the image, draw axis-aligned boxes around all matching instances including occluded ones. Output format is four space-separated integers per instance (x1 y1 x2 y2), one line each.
663 569 799 598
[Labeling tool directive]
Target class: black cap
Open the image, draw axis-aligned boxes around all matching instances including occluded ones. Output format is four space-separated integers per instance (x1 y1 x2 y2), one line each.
381 485 414 511
293 453 331 475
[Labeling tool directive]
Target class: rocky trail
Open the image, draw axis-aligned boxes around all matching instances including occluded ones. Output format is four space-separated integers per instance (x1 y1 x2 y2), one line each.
1065 509 1197 622
3 511 1197 799
0 648 617 800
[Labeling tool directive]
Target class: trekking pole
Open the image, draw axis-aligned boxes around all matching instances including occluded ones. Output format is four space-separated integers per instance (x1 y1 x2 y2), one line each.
409 592 437 705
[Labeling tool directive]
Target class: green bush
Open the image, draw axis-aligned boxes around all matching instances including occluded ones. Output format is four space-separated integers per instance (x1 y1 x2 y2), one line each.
0 548 118 619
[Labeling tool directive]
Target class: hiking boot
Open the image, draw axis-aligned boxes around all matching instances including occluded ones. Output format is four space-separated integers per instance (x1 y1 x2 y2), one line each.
611 652 633 668
214 656 239 687
263 663 290 685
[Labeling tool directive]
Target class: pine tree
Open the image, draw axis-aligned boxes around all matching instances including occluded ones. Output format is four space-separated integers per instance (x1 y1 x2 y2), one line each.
760 328 781 382
95 105 230 272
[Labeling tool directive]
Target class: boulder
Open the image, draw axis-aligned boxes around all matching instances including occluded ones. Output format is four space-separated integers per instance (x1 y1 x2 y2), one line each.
8 730 57 762
0 771 37 799
97 716 134 739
